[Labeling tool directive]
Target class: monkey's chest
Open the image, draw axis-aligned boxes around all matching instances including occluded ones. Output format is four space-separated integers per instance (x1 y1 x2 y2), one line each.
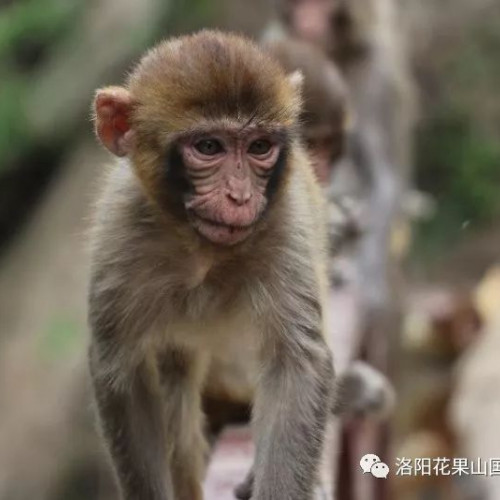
204 335 259 403
167 309 260 402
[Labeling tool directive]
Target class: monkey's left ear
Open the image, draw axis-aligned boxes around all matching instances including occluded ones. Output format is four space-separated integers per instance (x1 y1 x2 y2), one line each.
287 70 304 115
288 69 304 89
93 86 135 157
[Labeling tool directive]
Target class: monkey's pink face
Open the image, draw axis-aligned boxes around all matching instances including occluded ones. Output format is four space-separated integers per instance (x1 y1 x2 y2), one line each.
177 129 285 246
288 0 337 46
286 0 351 51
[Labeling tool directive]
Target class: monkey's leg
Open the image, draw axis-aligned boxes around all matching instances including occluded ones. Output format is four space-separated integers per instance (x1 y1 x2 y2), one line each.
89 345 173 500
252 335 334 500
158 348 208 500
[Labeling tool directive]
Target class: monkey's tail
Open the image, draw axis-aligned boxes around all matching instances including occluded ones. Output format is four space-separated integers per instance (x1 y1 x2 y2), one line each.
332 361 396 419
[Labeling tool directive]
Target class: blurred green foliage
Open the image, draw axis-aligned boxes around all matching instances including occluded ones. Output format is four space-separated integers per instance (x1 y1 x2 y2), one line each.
0 0 212 172
414 13 500 258
0 0 83 170
0 0 80 63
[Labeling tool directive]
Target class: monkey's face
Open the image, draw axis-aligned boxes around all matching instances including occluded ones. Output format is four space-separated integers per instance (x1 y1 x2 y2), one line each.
283 0 339 48
282 0 371 55
173 127 287 246
305 132 343 185
93 32 302 246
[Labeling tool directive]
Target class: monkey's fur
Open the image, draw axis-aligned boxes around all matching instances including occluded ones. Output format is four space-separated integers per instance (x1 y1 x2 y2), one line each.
89 31 334 500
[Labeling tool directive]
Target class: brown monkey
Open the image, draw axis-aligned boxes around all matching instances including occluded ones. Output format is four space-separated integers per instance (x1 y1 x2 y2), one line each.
89 31 334 500
266 38 349 185
274 0 416 331
266 38 362 278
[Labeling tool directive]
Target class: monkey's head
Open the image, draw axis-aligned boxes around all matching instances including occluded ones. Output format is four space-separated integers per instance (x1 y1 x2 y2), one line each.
93 31 302 246
278 0 377 58
266 39 350 185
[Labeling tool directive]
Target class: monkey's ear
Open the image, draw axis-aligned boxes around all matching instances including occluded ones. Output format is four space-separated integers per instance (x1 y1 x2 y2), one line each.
93 86 135 157
288 70 304 94
287 70 303 115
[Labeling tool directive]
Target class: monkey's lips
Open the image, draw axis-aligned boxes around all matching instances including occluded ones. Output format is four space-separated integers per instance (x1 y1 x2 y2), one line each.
191 214 254 246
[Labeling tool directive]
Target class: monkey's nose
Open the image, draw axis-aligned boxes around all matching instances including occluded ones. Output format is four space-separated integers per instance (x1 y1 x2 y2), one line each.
226 177 252 205
227 189 252 206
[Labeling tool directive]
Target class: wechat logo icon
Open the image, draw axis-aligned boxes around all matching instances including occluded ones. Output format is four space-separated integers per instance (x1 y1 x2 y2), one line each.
360 454 390 479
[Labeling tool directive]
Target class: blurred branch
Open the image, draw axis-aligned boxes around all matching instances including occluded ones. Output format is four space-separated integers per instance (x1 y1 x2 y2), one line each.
26 0 171 141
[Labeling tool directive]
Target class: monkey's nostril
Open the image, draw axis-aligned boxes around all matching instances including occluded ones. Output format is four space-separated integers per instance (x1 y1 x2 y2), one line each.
333 10 350 31
227 191 252 205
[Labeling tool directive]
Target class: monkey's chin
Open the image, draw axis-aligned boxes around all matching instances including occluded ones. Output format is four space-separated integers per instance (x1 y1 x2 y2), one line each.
192 216 254 246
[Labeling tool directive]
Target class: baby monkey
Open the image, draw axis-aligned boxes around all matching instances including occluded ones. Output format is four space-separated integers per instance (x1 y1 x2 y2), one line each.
266 38 349 186
89 31 334 500
267 38 362 282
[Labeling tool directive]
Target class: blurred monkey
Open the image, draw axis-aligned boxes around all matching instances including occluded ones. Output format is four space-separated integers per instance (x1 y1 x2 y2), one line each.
273 0 416 334
266 38 362 272
266 38 349 185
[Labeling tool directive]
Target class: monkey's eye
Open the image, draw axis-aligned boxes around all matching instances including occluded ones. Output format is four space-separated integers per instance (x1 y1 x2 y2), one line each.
306 138 318 150
333 9 351 31
194 139 224 156
248 139 272 156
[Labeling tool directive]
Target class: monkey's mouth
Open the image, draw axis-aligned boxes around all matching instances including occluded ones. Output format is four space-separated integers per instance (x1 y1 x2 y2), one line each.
190 214 255 246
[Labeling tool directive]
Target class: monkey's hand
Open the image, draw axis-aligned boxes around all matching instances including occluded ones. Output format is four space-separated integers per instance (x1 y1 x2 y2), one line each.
332 360 396 419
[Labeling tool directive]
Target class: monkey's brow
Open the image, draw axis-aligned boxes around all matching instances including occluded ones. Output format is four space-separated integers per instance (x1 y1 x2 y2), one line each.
172 122 289 140
239 111 259 131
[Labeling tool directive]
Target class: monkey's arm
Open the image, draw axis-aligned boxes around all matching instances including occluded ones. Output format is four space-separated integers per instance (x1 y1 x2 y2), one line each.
251 278 334 500
235 360 395 500
89 341 173 500
351 122 400 315
87 212 201 500
350 61 409 319
89 266 208 500
87 176 180 499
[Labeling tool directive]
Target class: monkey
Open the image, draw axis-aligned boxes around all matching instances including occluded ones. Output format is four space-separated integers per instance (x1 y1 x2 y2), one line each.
332 360 395 418
265 38 349 186
265 38 363 285
265 35 398 411
263 39 396 421
272 0 416 339
88 30 335 500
